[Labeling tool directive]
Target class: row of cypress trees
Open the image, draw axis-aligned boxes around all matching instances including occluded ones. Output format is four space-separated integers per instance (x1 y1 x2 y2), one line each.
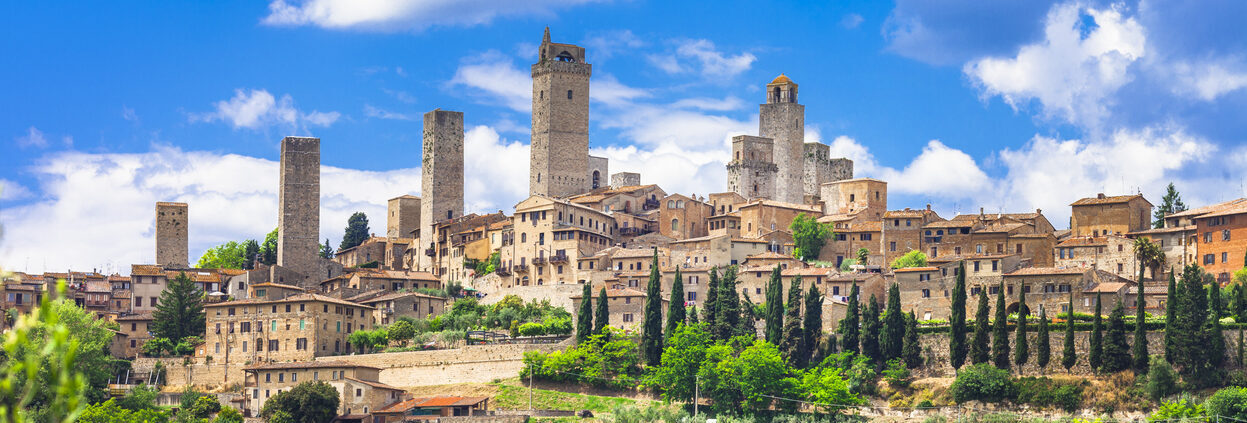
834 279 923 368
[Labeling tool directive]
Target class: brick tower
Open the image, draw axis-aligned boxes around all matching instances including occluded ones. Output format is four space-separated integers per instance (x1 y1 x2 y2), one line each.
420 109 465 270
530 27 592 198
759 74 804 204
726 135 778 200
155 202 188 268
277 136 320 281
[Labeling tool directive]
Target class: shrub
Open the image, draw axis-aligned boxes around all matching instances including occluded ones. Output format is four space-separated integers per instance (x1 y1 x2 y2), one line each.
1205 386 1247 420
1148 397 1205 422
950 363 1015 403
882 358 910 388
605 403 686 423
1014 377 1082 411
142 338 172 357
1145 356 1179 401
517 322 545 337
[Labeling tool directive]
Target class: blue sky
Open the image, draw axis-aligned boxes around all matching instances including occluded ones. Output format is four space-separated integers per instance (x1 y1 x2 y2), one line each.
2 0 1246 274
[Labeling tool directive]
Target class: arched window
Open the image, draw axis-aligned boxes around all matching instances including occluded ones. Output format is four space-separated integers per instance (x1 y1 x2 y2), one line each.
591 170 601 189
753 184 758 194
556 51 575 62
667 200 675 208
676 200 684 208
671 218 680 232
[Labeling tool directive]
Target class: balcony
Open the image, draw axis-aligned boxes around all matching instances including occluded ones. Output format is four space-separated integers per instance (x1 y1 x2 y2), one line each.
549 254 569 264
513 264 529 273
643 198 660 210
425 248 436 257
532 257 547 266
496 267 512 276
619 227 648 236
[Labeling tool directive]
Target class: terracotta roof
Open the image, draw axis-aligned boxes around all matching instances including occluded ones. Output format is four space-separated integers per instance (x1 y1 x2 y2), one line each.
245 360 379 371
207 293 373 309
745 251 791 260
884 209 933 219
487 220 512 230
740 199 821 213
358 291 447 304
924 220 975 228
250 282 306 291
571 288 648 299
1166 198 1247 219
730 238 770 244
1004 267 1086 276
1128 225 1196 235
351 270 439 281
1084 282 1129 293
343 377 403 391
840 221 882 232
770 74 794 85
893 267 938 272
1199 201 1247 218
613 248 660 259
115 312 153 321
1057 237 1108 247
374 398 421 414
781 267 836 277
1071 194 1149 206
130 265 164 276
1010 233 1055 238
976 222 1027 233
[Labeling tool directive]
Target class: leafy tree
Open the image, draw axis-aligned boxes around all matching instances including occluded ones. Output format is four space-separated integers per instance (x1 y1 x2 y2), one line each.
789 213 833 261
1152 182 1187 228
737 291 759 338
339 212 370 251
763 266 784 344
319 238 334 259
856 248 870 268
260 381 340 423
710 340 800 416
665 268 685 341
116 384 159 411
241 239 260 270
950 261 969 369
802 283 823 369
594 287 609 334
576 283 593 343
713 267 742 341
781 276 805 367
1145 356 1179 400
991 281 1009 369
640 251 665 366
78 399 169 423
800 364 863 413
1062 291 1077 370
1102 298 1131 372
1014 284 1029 368
187 395 222 419
214 406 242 423
1089 293 1103 371
646 323 709 403
880 282 905 362
388 320 415 346
889 250 928 269
687 306 699 326
702 268 719 330
971 290 991 365
861 294 882 365
152 272 205 343
1036 306 1051 370
1205 387 1247 420
838 283 860 354
950 363 1015 404
1209 281 1227 370
259 228 278 266
143 337 173 357
0 282 93 422
902 311 921 368
1164 270 1178 362
1134 280 1149 373
196 241 246 269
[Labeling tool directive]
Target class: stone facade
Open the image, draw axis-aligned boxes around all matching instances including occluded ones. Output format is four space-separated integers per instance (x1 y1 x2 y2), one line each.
242 362 406 418
759 75 805 204
155 202 188 268
387 195 421 239
530 28 592 198
570 288 666 332
358 291 446 326
610 172 640 188
882 208 943 265
499 196 614 286
1070 193 1153 237
277 136 321 286
801 142 853 204
658 193 712 240
421 109 466 271
726 135 778 200
587 155 609 190
1191 203 1247 283
821 178 887 220
1055 235 1138 280
202 293 374 374
116 312 153 358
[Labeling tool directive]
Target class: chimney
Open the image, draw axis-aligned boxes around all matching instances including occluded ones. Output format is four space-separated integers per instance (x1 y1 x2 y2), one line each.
980 207 985 217
1036 208 1042 215
1097 193 1106 199
926 204 931 211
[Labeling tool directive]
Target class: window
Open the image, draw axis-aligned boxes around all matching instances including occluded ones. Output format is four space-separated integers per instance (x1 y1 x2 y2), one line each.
567 90 573 99
1205 232 1213 243
1225 230 1232 241
973 261 980 272
1224 252 1229 263
921 289 930 298
890 241 897 252
991 260 998 271
1205 254 1216 265
622 313 633 322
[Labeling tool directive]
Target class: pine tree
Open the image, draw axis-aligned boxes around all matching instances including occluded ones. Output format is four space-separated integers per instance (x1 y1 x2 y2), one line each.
861 294 882 365
1238 328 1245 366
1152 182 1187 228
903 311 921 369
576 283 593 343
991 281 1010 369
594 287 609 334
738 291 758 339
1062 291 1077 370
839 283 860 354
1133 278 1149 373
319 238 334 259
151 272 205 342
1090 293 1104 371
1102 298 1132 372
688 306 700 325
764 266 784 344
640 251 665 366
339 211 370 250
665 268 686 341
880 283 905 361
713 266 741 341
1230 284 1245 323
802 283 823 368
1164 270 1178 363
1036 306 1050 371
1014 284 1029 368
241 239 260 270
1171 266 1212 386
970 289 991 364
1209 282 1227 369
703 268 720 329
781 276 806 367
949 261 969 369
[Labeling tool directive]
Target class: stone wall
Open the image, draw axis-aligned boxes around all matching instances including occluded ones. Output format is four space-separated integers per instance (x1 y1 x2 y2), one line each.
438 416 529 423
610 172 640 188
314 341 568 388
421 109 465 272
155 202 188 268
529 38 592 198
277 136 320 287
759 100 804 204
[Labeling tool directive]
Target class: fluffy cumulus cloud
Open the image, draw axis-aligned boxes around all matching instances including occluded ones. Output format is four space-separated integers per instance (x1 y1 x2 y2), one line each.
190 89 340 130
262 0 599 31
0 179 32 201
825 136 989 198
648 39 756 80
450 52 533 112
1169 59 1247 101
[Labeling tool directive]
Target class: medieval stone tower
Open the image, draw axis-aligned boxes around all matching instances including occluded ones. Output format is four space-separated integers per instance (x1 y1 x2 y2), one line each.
759 74 804 204
387 195 421 239
588 155 609 190
726 135 778 200
155 202 188 268
277 136 320 280
530 27 593 198
420 109 465 269
802 142 854 203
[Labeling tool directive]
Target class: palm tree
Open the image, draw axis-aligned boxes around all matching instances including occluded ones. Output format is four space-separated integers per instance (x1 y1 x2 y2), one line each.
1132 237 1166 282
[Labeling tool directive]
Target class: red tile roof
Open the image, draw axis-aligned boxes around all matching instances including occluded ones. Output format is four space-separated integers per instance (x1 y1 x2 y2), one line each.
1071 194 1148 206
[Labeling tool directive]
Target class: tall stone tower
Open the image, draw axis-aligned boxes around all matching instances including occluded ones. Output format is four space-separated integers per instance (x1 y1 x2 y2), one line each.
277 136 320 281
420 109 465 269
759 74 804 204
387 195 421 239
726 135 778 200
155 202 188 268
530 27 592 198
587 155 609 191
802 142 854 203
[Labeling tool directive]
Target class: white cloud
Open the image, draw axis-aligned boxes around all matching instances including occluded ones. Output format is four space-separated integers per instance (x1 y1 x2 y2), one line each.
841 13 864 29
190 89 340 130
825 136 989 197
591 74 649 106
1170 60 1247 101
450 52 532 112
671 96 745 112
463 126 530 212
262 0 599 31
600 103 753 150
649 39 756 80
964 2 1146 130
122 106 139 123
15 127 48 148
0 179 32 201
363 104 417 121
583 30 644 60
592 143 729 200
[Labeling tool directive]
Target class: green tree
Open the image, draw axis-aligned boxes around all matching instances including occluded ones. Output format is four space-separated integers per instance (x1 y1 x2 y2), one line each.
1171 265 1214 386
646 323 710 403
640 251 665 366
950 261 969 369
799 364 863 413
1102 298 1131 372
195 241 246 269
260 381 340 423
1209 281 1227 370
214 406 242 423
763 266 784 344
241 239 260 270
781 276 805 367
712 340 800 415
789 213 833 262
577 283 593 343
594 287 609 334
1152 182 1187 228
1014 284 1029 368
1036 306 1050 370
152 272 205 343
187 395 222 419
259 228 278 266
1164 270 1178 362
1134 280 1149 373
902 311 921 368
319 238 334 259
665 268 686 341
861 294 882 365
971 289 991 364
856 248 870 268
702 267 719 330
737 291 759 338
0 282 92 422
713 267 742 341
1062 291 1077 370
880 282 905 362
838 283 860 354
991 281 1010 369
78 399 169 423
802 283 823 369
1089 292 1103 371
388 320 415 346
339 212 370 251
889 250 928 269
115 384 159 411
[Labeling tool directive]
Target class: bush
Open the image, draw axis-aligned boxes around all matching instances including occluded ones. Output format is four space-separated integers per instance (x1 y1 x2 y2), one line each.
1149 397 1205 422
143 338 172 357
882 358 910 388
1205 386 1247 419
1014 377 1082 411
950 363 1015 403
1145 356 1179 401
517 322 544 337
213 406 242 423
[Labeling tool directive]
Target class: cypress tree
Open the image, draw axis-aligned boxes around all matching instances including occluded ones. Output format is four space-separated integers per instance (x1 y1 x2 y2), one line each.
1014 284 1029 368
781 276 806 367
839 283 860 354
152 272 205 342
688 306 700 325
714 266 741 340
802 283 823 368
703 267 720 330
970 289 990 364
738 291 759 338
903 311 921 369
594 287 609 334
991 280 1010 369
1171 266 1211 386
1090 292 1103 371
1133 279 1149 373
1209 282 1227 369
1164 270 1178 363
1103 298 1131 372
576 283 593 343
1036 306 1050 371
1230 284 1243 323
764 266 784 344
1238 328 1245 366
640 251 665 366
881 282 906 361
861 294 882 365
1062 290 1076 370
665 268 686 341
949 261 969 369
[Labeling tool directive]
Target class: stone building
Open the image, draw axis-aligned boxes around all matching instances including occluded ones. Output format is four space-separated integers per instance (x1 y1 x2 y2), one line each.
820 220 882 268
115 312 153 358
129 265 167 313
726 135 779 200
427 213 508 282
820 178 887 221
356 291 446 325
276 136 321 286
1189 200 1247 283
570 288 666 332
155 202 188 268
802 142 853 204
372 396 490 421
500 195 615 286
420 109 465 271
202 293 374 367
320 269 442 299
1054 235 1138 280
241 361 406 418
759 74 805 204
335 236 410 270
1135 198 1247 277
1070 193 1154 237
610 172 640 188
569 184 665 215
737 199 821 240
386 195 421 239
588 155 609 190
658 193 712 240
530 28 594 198
881 207 943 265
